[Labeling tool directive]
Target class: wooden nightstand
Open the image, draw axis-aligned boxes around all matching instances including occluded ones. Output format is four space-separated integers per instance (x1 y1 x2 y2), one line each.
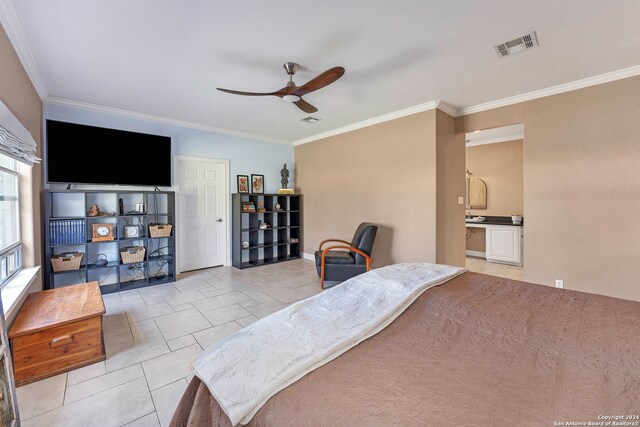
9 282 106 386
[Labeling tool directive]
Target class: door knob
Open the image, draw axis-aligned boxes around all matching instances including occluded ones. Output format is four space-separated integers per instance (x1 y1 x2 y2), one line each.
216 218 223 223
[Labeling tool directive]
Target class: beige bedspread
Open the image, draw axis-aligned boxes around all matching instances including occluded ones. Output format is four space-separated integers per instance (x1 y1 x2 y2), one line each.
171 272 640 426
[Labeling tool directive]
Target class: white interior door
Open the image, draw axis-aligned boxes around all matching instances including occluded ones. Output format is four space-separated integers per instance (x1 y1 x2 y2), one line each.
176 156 227 271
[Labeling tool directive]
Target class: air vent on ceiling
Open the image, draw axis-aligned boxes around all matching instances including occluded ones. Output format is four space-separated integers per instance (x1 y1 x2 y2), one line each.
301 116 320 123
494 31 538 57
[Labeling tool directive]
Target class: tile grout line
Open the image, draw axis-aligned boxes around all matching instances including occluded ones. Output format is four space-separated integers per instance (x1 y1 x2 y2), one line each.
196 301 253 316
118 410 157 427
63 366 145 405
20 373 69 421
153 314 212 343
63 361 106 388
145 377 192 426
139 364 160 422
62 372 69 408
21 376 146 422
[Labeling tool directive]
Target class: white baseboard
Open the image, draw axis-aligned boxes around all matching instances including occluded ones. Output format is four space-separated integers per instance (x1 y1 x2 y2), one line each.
466 250 486 258
302 252 315 261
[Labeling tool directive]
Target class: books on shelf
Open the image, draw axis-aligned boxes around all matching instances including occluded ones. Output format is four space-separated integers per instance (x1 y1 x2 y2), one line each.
242 201 256 212
50 219 86 246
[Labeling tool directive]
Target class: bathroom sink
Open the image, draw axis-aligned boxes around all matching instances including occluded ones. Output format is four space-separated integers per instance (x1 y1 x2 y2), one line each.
465 217 485 223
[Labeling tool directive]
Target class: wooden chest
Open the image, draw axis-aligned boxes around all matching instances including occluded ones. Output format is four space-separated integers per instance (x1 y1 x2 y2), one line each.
9 282 106 386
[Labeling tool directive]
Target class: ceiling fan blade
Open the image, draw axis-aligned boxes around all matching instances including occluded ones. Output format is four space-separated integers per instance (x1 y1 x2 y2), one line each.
217 88 280 97
294 98 318 113
293 66 345 96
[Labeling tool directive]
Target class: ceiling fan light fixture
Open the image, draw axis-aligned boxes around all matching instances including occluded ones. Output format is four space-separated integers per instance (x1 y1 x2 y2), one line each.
282 94 301 103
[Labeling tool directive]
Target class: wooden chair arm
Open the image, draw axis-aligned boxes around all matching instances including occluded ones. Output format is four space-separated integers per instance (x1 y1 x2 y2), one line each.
320 245 373 289
318 239 351 251
321 245 373 262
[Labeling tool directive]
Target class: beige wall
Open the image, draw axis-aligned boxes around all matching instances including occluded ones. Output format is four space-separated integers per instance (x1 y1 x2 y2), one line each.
0 24 44 305
457 75 640 302
435 110 466 266
466 139 523 217
295 110 438 266
295 108 466 268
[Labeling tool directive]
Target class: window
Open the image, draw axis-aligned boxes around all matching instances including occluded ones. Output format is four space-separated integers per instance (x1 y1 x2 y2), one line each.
0 153 21 286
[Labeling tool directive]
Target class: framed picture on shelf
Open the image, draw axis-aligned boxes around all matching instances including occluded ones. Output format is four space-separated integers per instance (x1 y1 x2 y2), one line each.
251 174 264 194
237 175 249 193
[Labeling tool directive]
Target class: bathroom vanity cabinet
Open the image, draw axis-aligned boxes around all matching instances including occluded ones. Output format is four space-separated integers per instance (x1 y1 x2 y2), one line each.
466 222 523 266
485 225 522 265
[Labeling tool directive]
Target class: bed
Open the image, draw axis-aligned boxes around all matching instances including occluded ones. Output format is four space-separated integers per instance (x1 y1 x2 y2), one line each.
171 269 640 426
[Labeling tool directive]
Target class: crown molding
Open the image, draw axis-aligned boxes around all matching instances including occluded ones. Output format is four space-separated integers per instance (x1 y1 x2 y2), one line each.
435 100 459 117
0 0 47 100
459 64 640 116
293 100 445 146
54 63 638 147
45 97 292 145
293 65 640 146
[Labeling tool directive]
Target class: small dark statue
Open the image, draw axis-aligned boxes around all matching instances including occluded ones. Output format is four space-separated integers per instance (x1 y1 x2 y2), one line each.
280 163 290 189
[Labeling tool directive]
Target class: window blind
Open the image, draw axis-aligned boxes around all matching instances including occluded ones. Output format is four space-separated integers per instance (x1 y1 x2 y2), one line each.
0 99 40 165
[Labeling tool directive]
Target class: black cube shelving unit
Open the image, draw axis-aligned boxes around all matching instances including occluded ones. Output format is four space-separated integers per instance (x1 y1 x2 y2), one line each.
44 190 176 294
232 193 302 269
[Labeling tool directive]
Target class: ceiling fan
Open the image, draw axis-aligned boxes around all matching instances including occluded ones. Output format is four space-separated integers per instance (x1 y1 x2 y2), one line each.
216 62 345 113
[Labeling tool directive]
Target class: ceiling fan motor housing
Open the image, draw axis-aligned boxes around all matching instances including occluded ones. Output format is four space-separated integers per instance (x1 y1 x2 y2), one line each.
282 62 301 102
283 62 300 76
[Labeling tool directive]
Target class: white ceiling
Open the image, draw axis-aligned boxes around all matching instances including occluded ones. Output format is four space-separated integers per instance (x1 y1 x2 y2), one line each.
5 0 640 143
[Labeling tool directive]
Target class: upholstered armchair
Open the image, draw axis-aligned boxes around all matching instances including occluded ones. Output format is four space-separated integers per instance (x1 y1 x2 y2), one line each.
314 223 378 288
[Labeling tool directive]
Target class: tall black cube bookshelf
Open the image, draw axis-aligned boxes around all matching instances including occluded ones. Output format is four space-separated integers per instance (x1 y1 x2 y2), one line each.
44 190 176 294
232 193 302 269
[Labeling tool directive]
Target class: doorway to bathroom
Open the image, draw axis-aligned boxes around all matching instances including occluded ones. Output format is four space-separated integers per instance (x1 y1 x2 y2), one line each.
464 124 524 279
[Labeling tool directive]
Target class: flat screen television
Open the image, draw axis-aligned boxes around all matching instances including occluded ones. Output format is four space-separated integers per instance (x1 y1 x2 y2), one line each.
46 120 172 186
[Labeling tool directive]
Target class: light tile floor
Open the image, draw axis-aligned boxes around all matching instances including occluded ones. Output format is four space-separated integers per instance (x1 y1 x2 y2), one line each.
465 256 524 281
17 257 524 426
17 259 321 427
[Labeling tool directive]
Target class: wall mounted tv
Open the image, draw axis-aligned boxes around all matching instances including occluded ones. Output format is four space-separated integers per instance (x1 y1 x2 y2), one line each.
46 120 172 186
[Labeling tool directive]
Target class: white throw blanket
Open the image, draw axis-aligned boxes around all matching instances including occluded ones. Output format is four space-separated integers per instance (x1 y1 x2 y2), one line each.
192 263 466 425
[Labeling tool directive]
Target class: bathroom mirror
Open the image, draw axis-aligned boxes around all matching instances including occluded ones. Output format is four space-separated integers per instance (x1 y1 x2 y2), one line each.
466 176 487 209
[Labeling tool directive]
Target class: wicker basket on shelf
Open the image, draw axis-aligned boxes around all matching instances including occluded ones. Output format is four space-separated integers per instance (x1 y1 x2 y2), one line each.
120 246 146 264
149 224 172 238
51 252 84 272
